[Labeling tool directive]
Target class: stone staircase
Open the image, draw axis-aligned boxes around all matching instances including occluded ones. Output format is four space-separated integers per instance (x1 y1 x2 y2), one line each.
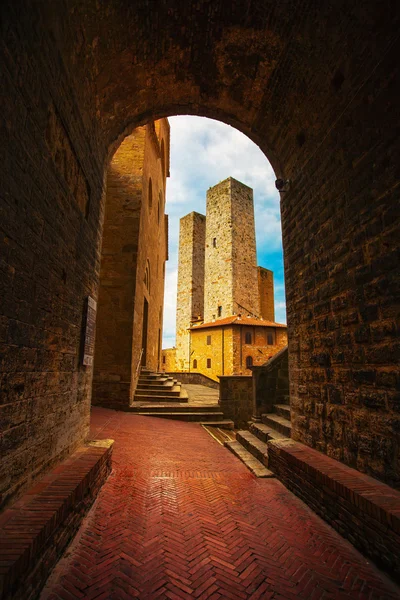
225 348 291 477
225 400 291 477
130 368 226 423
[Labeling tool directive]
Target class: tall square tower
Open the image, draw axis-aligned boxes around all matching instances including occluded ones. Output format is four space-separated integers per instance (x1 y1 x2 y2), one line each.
203 177 259 322
175 212 206 370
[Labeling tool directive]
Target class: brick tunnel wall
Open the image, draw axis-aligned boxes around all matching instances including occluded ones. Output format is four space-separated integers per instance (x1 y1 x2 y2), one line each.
1 0 399 509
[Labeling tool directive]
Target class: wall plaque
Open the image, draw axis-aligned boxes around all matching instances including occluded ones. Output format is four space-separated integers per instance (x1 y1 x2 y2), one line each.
83 296 97 366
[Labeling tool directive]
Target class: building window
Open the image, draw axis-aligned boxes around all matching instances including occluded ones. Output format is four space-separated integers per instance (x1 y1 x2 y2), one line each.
218 306 222 317
213 237 217 248
245 331 252 344
267 330 275 345
162 355 166 364
148 178 153 211
158 191 162 224
207 335 211 345
246 356 253 368
144 259 151 292
193 359 197 369
207 358 211 368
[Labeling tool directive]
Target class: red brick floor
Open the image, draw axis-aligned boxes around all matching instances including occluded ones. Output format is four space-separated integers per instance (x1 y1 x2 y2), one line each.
41 407 400 600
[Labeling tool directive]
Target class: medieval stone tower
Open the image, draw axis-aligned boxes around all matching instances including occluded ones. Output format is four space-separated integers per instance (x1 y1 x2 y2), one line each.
175 212 206 371
204 178 259 321
175 177 275 370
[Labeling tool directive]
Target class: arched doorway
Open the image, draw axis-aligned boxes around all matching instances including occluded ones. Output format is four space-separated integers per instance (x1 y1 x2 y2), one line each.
1 0 399 510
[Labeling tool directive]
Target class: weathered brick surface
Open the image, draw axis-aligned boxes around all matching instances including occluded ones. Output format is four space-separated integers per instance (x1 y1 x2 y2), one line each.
219 375 253 428
92 120 169 409
0 439 113 600
268 437 400 580
252 347 289 418
0 0 399 511
40 408 400 599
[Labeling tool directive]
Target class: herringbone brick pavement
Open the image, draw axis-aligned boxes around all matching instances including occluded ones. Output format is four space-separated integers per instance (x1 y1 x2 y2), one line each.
41 407 399 600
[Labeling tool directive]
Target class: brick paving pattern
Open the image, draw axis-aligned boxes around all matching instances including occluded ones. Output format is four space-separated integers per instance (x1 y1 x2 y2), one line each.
41 407 400 600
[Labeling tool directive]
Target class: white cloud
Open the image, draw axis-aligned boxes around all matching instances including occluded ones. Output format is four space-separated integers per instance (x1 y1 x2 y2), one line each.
163 116 285 346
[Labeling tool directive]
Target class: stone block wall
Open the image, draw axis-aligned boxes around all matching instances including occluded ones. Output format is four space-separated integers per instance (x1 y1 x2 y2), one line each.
258 267 275 322
166 372 219 389
232 325 288 375
204 178 259 321
252 347 289 419
92 120 169 408
92 129 146 408
219 376 253 429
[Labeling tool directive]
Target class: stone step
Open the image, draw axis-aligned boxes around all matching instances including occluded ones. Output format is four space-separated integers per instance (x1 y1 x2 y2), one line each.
274 404 291 420
135 411 225 422
199 420 234 430
137 381 176 390
261 413 292 437
224 441 274 478
248 422 285 443
133 394 188 403
236 431 269 467
138 374 171 380
135 386 181 397
130 403 220 413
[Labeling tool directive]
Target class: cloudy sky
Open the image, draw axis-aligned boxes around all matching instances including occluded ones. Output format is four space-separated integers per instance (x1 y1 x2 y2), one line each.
162 116 286 348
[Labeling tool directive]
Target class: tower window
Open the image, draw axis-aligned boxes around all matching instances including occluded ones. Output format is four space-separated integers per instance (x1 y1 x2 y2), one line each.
148 178 153 211
207 358 211 368
162 355 166 364
267 331 275 345
193 359 197 369
246 356 253 368
207 335 211 345
218 306 222 317
245 332 252 344
213 237 217 248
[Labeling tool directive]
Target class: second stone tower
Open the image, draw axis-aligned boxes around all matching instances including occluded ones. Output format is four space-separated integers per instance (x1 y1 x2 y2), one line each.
203 177 259 322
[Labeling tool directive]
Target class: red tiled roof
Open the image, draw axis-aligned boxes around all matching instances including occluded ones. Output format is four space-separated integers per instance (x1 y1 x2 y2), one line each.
189 315 287 330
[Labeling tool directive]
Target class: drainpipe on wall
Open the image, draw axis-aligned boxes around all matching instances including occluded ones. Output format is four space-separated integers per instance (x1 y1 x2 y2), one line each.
222 328 224 375
240 325 243 374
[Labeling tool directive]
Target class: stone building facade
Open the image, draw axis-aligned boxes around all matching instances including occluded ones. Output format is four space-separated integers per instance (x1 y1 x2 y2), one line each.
92 120 169 409
189 316 287 381
167 177 287 381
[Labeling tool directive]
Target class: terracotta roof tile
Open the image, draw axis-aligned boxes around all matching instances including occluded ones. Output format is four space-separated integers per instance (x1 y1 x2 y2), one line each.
189 315 287 330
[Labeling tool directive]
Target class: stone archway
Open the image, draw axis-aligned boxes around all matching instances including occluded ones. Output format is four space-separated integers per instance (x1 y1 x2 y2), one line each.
1 0 399 510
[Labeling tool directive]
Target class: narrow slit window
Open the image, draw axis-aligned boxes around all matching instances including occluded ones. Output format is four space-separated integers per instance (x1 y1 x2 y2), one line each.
207 358 211 368
245 331 252 344
193 359 197 369
218 306 222 317
213 237 217 248
207 335 211 345
246 356 253 368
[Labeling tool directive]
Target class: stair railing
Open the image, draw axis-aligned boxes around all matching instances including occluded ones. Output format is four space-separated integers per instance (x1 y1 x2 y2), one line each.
135 348 144 379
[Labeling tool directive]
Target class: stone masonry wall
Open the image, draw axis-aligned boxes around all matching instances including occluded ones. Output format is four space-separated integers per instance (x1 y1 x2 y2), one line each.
92 120 169 408
258 267 275 322
232 325 288 375
219 375 253 429
189 327 234 381
131 120 169 382
230 179 259 317
92 129 146 408
161 348 176 372
175 212 205 371
204 178 259 321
